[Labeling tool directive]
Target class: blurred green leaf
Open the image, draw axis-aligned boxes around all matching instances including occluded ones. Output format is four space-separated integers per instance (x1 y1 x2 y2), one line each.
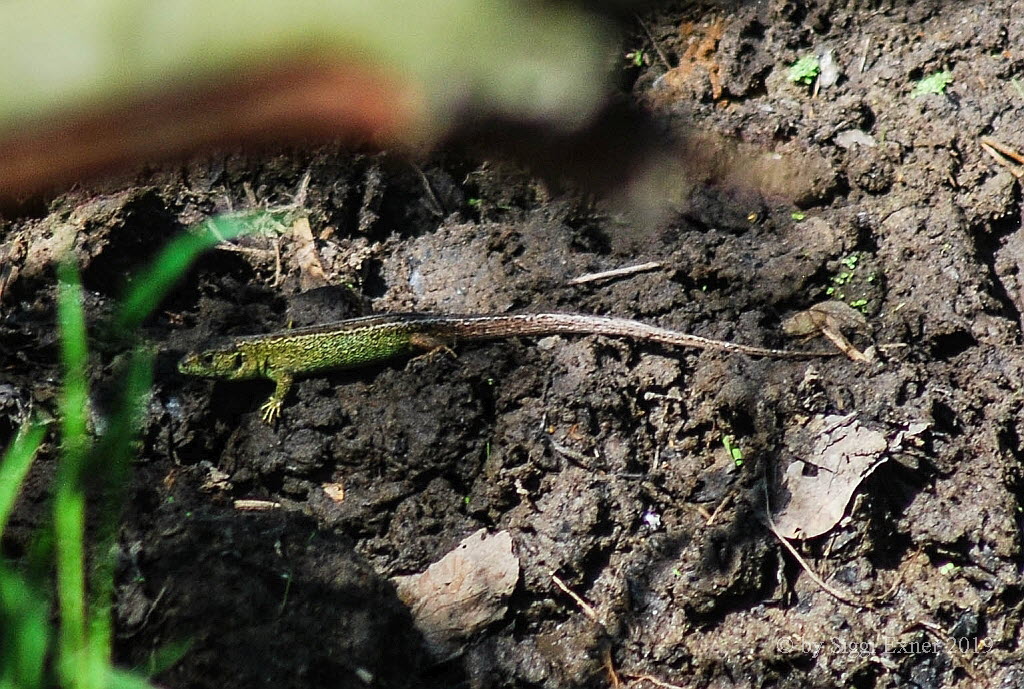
0 421 47 539
0 567 50 689
114 215 251 334
54 262 90 688
1 0 611 135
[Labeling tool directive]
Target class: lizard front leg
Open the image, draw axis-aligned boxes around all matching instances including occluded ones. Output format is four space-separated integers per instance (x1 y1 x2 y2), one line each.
260 370 294 424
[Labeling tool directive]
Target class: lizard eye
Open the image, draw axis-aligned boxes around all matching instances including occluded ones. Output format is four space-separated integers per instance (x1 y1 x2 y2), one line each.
200 352 217 366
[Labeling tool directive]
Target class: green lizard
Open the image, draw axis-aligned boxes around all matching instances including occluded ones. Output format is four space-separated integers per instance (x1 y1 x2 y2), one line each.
178 312 834 423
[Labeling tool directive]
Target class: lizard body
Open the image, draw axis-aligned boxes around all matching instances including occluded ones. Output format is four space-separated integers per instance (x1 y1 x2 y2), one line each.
178 312 833 423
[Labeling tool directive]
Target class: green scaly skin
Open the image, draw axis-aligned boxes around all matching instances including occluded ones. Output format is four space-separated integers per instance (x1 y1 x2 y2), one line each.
178 312 834 423
178 314 424 422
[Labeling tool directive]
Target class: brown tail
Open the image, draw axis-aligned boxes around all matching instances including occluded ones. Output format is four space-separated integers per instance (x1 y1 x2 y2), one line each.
435 313 834 359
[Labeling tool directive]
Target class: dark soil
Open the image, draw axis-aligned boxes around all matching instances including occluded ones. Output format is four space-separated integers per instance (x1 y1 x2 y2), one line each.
4 1 1024 687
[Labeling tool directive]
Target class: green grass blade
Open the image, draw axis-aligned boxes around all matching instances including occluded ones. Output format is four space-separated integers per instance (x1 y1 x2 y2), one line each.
138 638 192 679
0 421 47 538
0 566 50 689
55 261 91 689
56 262 89 458
106 668 164 689
86 347 154 669
113 214 253 334
48 218 232 689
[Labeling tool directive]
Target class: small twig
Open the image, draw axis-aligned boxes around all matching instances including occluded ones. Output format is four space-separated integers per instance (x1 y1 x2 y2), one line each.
768 520 869 608
293 168 312 207
907 619 980 680
634 15 672 71
820 326 871 362
762 482 871 609
548 439 598 471
272 235 284 287
234 499 282 511
624 674 689 689
550 571 602 625
123 583 168 636
214 243 274 256
981 141 1024 180
602 647 622 689
981 136 1024 180
0 264 10 304
570 261 663 285
858 37 871 73
704 490 734 526
981 136 1024 164
411 164 444 217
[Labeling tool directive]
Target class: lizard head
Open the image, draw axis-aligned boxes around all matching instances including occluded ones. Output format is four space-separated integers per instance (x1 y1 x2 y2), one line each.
178 343 258 381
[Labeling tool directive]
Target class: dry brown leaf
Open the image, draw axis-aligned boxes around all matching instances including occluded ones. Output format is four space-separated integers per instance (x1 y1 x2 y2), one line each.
783 301 872 362
392 529 519 655
290 216 328 290
772 414 888 539
321 482 345 503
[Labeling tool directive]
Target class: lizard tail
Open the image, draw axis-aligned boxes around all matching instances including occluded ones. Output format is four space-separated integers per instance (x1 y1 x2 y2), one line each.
436 313 834 359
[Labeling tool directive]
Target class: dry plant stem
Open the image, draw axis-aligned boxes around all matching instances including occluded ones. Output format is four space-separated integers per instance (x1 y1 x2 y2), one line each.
273 236 284 287
550 571 602 625
570 261 663 285
412 164 444 217
233 499 282 511
762 482 871 610
980 136 1024 179
980 136 1024 164
767 520 870 609
634 15 672 70
624 674 689 689
704 490 734 526
907 619 980 680
548 439 598 471
821 326 871 362
603 647 622 689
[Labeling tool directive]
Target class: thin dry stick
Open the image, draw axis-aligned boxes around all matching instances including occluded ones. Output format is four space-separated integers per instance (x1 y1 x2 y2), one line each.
762 482 871 610
550 571 602 625
981 136 1024 179
412 164 444 217
570 262 663 285
213 242 274 256
233 499 281 511
908 618 980 681
602 647 622 689
548 439 598 471
552 574 686 689
293 168 311 207
0 265 10 304
704 490 734 526
634 15 672 70
981 136 1024 164
980 143 1024 179
858 37 871 73
625 674 689 689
